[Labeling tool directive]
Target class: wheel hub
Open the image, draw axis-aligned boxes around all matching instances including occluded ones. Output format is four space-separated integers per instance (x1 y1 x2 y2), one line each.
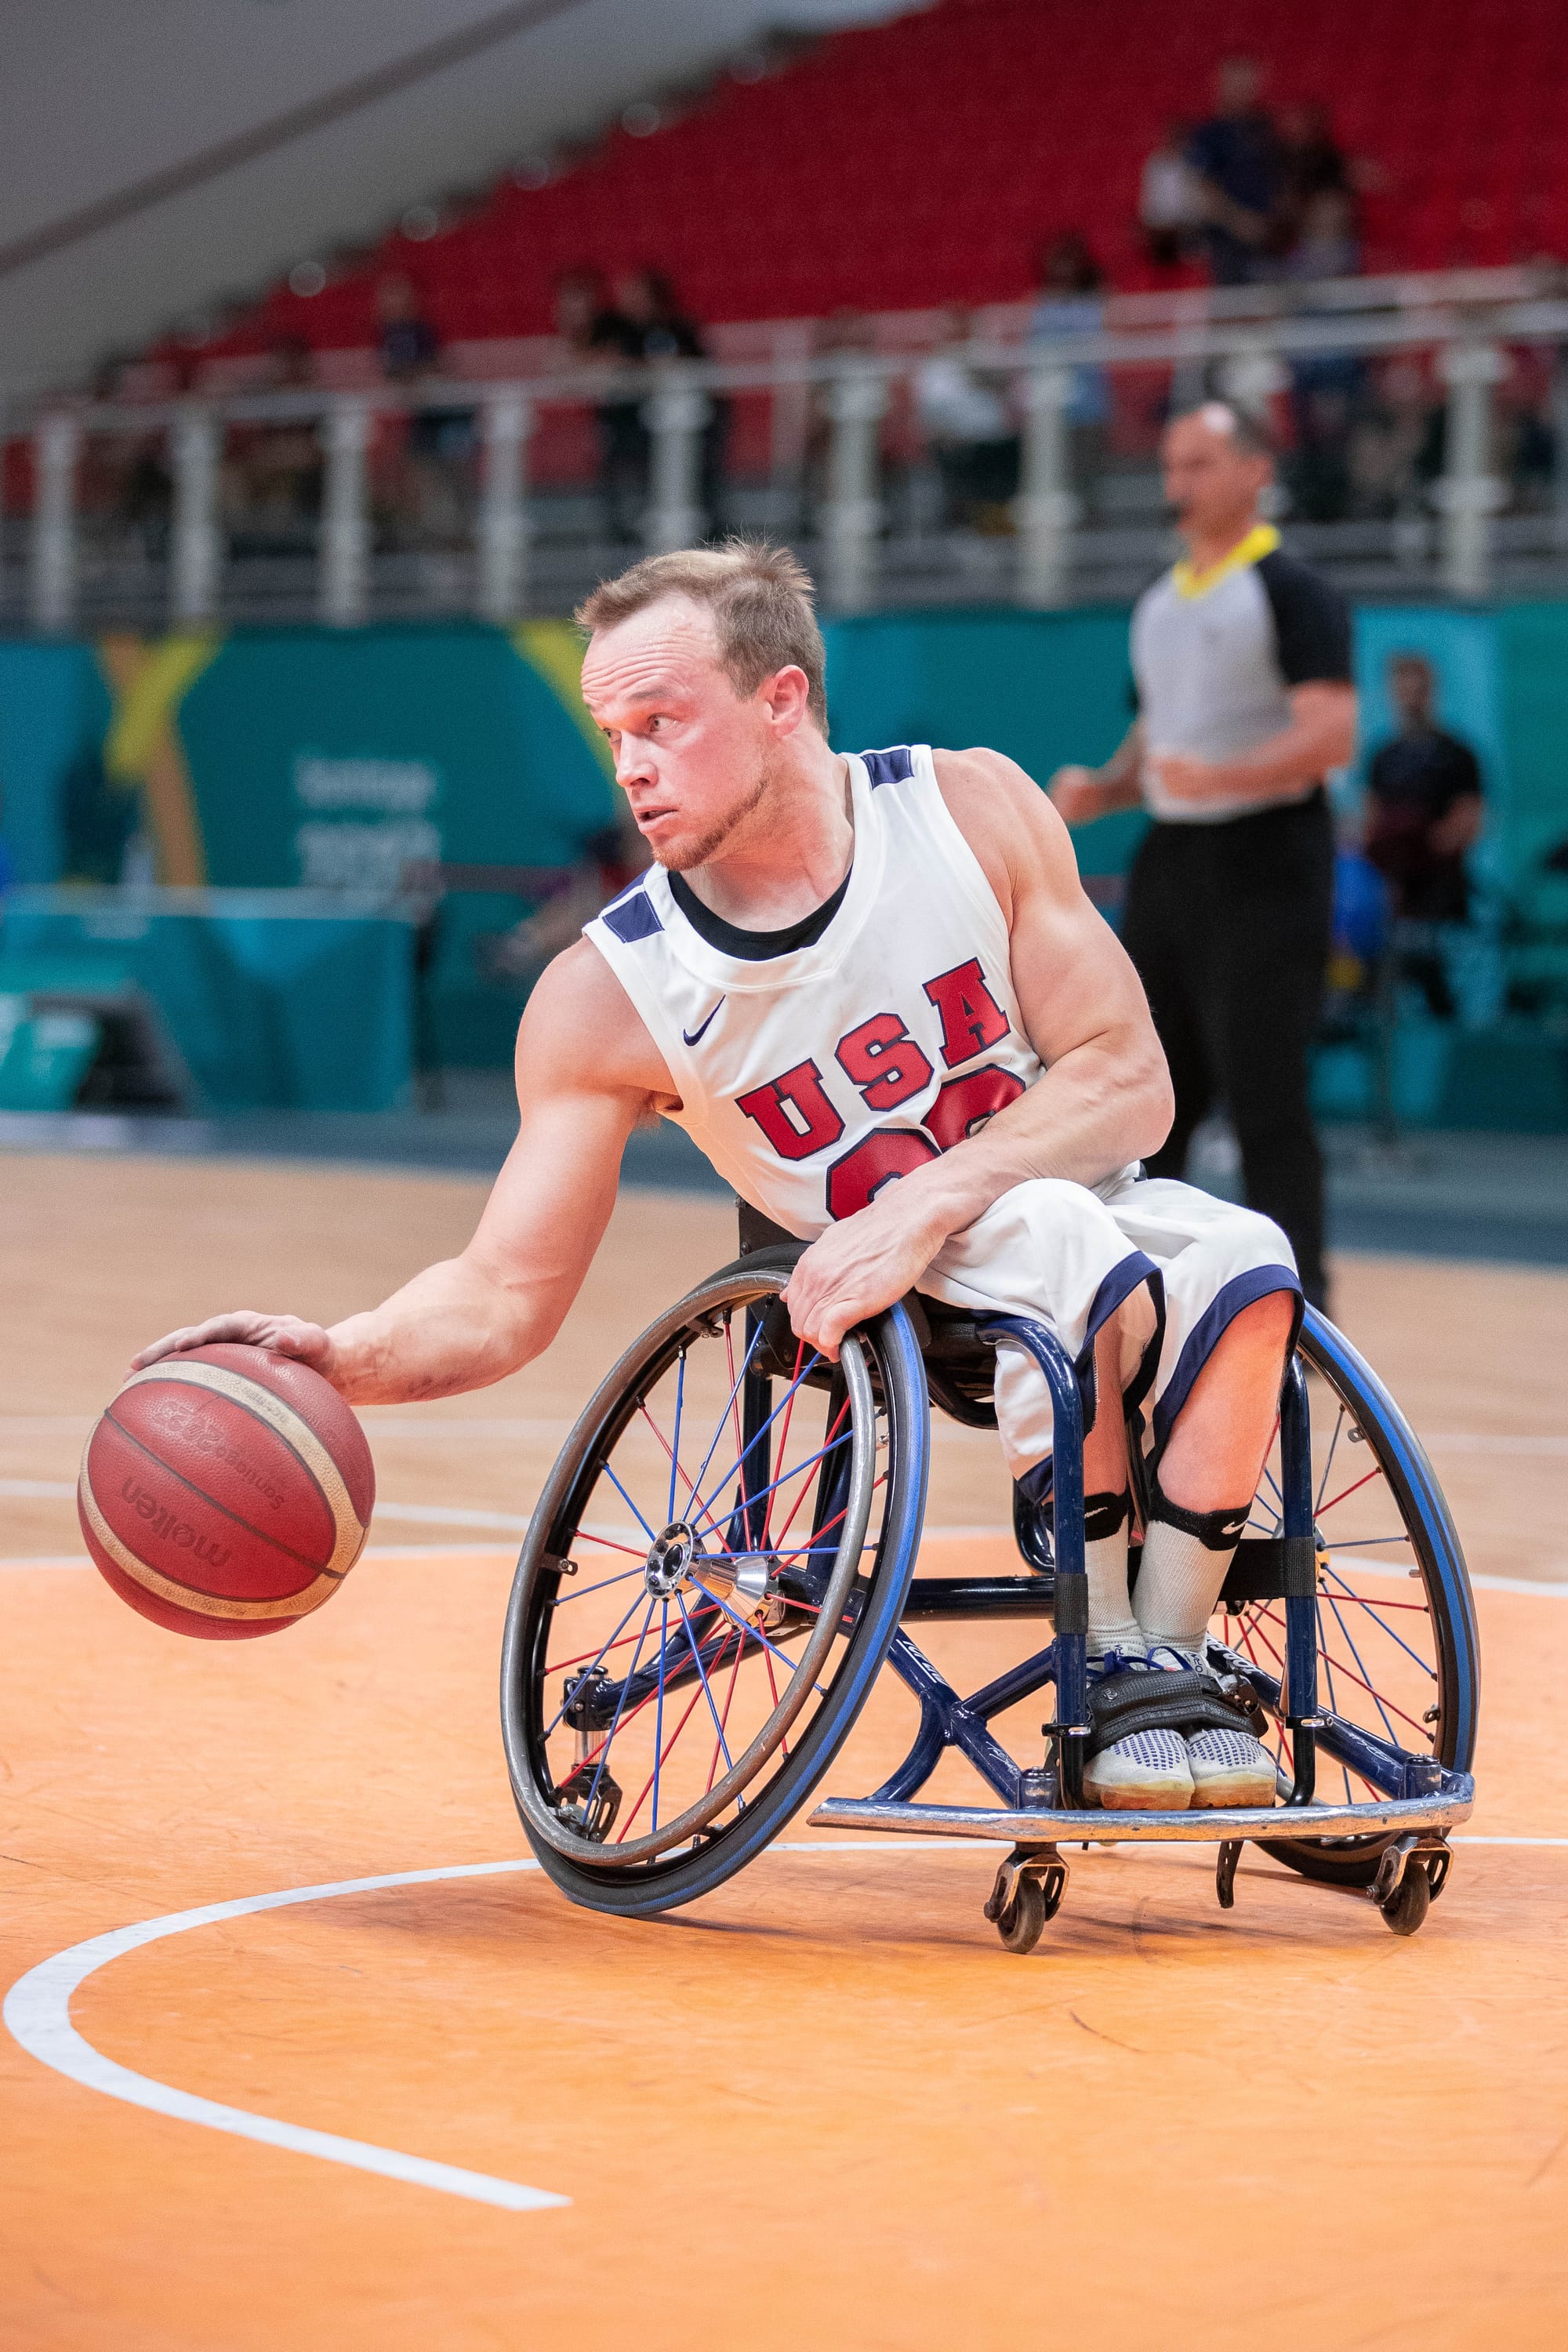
645 1521 698 1597
644 1519 775 1622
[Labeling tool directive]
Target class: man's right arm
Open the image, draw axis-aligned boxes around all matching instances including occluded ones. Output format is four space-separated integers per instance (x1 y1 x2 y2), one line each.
1047 719 1145 826
129 944 674 1404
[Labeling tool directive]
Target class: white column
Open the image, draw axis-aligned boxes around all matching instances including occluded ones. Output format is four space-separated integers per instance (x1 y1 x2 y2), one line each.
1015 364 1076 608
30 412 79 633
1437 340 1506 600
822 365 886 614
477 393 532 621
320 397 371 626
169 404 221 626
643 375 710 554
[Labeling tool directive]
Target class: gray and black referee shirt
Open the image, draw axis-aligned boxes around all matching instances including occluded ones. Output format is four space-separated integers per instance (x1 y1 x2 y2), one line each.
1131 522 1353 824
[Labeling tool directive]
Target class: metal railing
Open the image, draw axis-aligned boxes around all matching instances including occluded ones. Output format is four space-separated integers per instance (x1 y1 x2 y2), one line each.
7 263 1568 631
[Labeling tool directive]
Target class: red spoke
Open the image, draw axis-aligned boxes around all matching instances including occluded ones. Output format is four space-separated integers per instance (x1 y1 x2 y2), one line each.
554 1622 660 1674
764 1341 808 1544
706 1625 748 1793
772 1395 853 1552
1255 1606 1430 1738
1318 1464 1385 1517
617 1676 710 1842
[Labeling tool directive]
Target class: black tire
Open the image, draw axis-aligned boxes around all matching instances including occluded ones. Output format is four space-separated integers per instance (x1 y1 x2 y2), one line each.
1381 1866 1432 1936
997 1876 1048 1954
499 1247 929 1917
1240 1309 1479 1891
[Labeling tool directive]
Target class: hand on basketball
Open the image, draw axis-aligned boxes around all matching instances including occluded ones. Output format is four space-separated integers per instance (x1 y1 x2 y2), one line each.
1046 765 1106 826
130 1311 336 1377
782 1203 940 1362
1148 749 1220 803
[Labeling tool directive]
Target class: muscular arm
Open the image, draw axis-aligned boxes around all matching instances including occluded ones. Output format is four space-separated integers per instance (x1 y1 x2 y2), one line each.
1150 681 1356 808
784 747 1174 1355
131 944 674 1403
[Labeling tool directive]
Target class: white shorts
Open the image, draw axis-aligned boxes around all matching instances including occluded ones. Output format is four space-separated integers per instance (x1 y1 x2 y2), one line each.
917 1169 1301 1488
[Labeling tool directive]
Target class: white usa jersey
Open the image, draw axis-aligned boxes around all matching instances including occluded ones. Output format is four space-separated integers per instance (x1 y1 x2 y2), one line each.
584 744 1046 1240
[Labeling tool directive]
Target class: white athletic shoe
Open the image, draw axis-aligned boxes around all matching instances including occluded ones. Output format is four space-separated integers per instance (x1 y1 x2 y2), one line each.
1185 1724 1277 1809
1082 1725 1195 1812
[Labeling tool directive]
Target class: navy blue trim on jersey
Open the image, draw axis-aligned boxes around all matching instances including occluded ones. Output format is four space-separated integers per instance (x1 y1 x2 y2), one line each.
1150 1263 1303 1457
861 746 915 787
601 885 662 944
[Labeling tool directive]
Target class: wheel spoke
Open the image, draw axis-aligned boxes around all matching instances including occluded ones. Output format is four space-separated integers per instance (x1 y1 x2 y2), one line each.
764 1341 808 1544
1319 1563 1437 1669
1315 1402 1347 1515
684 1313 768 1519
689 1349 825 1530
668 1348 687 1526
676 1589 736 1777
542 1586 650 1736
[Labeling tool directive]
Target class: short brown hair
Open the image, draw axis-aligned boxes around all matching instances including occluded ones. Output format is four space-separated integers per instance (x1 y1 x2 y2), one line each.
576 539 829 729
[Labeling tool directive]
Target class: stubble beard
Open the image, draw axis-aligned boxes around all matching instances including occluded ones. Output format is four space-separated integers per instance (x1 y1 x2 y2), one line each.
652 764 772 874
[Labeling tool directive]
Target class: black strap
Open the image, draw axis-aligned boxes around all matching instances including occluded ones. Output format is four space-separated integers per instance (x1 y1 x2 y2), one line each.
1086 1665 1262 1759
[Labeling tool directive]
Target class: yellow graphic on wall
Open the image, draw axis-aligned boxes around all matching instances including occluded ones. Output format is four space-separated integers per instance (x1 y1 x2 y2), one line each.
97 631 224 885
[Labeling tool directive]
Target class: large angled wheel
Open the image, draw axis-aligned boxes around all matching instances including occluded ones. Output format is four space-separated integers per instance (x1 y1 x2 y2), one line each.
500 1246 928 1915
1215 1307 1479 1889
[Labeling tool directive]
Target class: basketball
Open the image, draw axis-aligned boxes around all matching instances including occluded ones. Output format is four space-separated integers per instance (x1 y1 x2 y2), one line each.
76 1345 375 1641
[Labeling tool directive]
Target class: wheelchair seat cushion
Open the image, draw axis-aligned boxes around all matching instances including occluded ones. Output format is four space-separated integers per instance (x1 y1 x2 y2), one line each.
1084 1663 1261 1759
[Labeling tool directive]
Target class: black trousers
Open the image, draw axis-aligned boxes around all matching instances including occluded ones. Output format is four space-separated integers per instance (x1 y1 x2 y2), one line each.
1120 792 1335 1305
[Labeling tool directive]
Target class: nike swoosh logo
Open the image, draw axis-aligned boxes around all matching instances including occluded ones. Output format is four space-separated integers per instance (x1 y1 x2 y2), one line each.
682 998 724 1047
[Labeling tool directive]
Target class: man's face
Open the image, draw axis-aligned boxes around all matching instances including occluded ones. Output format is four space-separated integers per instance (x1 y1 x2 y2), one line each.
1217 56 1261 114
1390 659 1434 726
581 597 796 870
1161 411 1271 543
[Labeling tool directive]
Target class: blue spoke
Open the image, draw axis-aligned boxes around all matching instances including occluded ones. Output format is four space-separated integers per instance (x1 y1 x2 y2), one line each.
699 1418 848 1536
542 1586 648 1738
1316 1403 1347 1515
652 1599 670 1832
689 1349 826 1530
1259 1461 1284 1511
584 1598 659 1814
688 1576 825 1690
676 1590 734 1777
667 1348 687 1526
1319 1586 1403 1745
1320 1562 1437 1677
1316 1595 1355 1803
599 1460 661 1545
550 1564 644 1606
681 1315 768 1519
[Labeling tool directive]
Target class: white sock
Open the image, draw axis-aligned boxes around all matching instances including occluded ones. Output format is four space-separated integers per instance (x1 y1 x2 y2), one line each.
1082 1490 1141 1661
1134 1516 1241 1659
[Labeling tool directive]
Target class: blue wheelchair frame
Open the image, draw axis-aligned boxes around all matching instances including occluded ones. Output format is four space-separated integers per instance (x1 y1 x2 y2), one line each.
800 1301 1476 1922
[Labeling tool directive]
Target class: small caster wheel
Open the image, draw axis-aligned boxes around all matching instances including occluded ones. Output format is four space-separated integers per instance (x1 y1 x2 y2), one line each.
997 1875 1048 1955
1380 1864 1431 1936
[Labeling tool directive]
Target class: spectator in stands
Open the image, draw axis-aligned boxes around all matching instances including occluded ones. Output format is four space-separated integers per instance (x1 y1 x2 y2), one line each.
1282 189 1365 520
1029 235 1111 514
227 339 322 546
375 274 473 542
1139 122 1203 270
1363 653 1484 1015
915 308 1019 529
1273 101 1352 254
1187 56 1279 286
609 268 728 539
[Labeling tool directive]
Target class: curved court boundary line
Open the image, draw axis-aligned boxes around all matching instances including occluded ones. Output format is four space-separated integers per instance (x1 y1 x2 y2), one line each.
0 1839 993 2213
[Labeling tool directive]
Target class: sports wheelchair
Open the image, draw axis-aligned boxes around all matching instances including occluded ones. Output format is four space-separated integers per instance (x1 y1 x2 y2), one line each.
501 1207 1477 1952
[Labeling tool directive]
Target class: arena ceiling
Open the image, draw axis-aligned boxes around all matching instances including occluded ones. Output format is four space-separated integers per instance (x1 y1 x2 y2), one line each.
0 0 916 397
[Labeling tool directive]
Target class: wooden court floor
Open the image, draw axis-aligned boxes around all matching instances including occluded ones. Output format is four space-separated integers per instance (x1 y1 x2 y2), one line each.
3 1151 1567 2350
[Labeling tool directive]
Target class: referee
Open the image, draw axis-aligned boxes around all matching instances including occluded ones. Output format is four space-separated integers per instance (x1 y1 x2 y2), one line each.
1050 401 1356 1307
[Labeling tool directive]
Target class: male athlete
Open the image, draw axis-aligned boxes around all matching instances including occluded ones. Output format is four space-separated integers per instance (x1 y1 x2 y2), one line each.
136 543 1300 1813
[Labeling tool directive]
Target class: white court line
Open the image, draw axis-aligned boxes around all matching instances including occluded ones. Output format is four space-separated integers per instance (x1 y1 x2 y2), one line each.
6 1831 1566 2222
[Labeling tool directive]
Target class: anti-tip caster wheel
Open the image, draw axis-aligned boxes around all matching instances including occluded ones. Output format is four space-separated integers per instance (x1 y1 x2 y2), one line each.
1380 1864 1432 1937
996 1875 1048 1955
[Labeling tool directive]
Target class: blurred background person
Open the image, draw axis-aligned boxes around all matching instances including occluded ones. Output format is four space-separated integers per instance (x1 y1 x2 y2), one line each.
1138 120 1203 270
1028 234 1111 515
376 272 474 542
1047 402 1356 1307
1187 54 1279 286
1363 652 1485 1017
915 307 1019 529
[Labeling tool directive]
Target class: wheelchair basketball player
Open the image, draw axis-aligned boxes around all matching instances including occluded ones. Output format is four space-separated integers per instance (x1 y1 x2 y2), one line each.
135 541 1302 1813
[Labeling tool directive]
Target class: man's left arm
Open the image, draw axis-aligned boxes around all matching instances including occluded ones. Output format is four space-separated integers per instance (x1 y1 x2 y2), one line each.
782 750 1174 1356
1152 555 1357 809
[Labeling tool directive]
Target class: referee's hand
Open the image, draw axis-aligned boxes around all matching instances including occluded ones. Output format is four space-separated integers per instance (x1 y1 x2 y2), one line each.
1147 750 1219 803
1047 765 1106 826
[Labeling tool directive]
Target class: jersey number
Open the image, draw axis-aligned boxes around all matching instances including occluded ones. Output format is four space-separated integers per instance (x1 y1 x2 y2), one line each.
825 1063 1025 1220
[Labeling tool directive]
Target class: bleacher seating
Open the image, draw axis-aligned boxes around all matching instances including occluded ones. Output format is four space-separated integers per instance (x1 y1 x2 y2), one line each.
154 0 1568 379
